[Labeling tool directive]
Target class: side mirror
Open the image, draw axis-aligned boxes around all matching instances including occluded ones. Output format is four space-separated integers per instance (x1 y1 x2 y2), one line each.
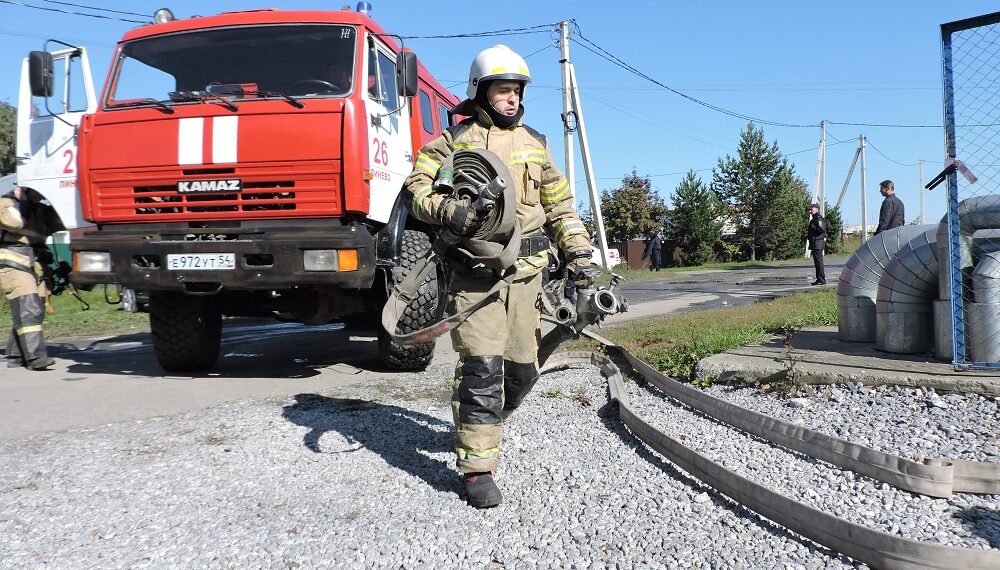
29 51 54 98
396 51 418 98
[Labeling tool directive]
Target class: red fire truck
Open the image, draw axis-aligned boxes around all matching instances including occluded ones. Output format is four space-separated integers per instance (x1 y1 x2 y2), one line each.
27 6 460 372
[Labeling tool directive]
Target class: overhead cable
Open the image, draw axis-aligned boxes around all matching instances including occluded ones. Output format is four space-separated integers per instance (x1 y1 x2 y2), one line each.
0 0 145 23
400 23 556 40
570 31 816 129
865 139 921 166
39 0 146 18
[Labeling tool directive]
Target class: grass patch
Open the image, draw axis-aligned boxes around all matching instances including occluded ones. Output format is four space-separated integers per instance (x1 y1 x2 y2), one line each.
596 255 846 285
0 286 149 340
601 288 837 382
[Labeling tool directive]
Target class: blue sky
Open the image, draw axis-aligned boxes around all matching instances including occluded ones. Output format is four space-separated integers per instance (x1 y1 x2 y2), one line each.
1 0 995 228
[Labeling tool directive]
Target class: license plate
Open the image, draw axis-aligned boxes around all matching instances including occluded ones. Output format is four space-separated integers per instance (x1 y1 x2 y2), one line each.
166 253 236 270
177 179 242 193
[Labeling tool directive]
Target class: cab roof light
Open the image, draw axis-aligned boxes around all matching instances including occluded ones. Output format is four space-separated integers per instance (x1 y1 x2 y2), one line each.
356 2 372 17
153 8 175 24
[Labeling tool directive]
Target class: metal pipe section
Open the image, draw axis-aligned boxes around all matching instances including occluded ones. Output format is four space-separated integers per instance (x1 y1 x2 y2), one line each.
932 197 1000 360
874 229 938 354
968 250 1000 362
836 225 933 342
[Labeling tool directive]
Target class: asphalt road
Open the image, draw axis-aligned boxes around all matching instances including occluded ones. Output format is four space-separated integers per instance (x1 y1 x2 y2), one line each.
0 258 843 441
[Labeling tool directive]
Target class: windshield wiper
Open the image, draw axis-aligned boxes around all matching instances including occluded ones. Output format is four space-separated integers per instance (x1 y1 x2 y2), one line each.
113 98 175 114
255 90 304 109
168 91 239 112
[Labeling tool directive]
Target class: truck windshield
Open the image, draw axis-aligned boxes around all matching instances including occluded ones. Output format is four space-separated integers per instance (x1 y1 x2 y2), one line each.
108 24 357 108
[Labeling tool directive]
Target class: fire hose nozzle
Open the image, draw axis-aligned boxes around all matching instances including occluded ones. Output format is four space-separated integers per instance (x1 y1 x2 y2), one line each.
472 176 506 214
552 299 577 325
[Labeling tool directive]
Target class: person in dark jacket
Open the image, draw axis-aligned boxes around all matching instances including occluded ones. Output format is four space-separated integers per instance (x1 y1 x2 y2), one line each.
641 227 664 271
807 203 827 285
873 180 905 235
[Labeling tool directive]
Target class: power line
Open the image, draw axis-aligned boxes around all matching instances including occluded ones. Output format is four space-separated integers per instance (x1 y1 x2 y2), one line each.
864 138 921 167
568 25 999 130
0 0 146 23
570 30 816 129
0 27 114 47
400 23 555 39
39 0 147 18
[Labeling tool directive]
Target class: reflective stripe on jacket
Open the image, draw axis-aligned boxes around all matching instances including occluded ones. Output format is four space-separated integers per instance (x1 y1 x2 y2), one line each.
405 105 591 277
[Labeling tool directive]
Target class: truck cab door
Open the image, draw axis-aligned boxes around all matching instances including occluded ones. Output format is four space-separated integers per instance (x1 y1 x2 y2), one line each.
362 37 413 224
17 44 96 243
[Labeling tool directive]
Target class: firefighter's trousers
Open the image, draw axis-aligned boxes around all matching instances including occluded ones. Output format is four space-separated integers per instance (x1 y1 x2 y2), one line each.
1 264 48 366
448 270 543 474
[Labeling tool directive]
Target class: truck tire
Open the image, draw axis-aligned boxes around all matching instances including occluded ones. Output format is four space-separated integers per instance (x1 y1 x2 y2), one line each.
149 292 222 372
378 229 443 370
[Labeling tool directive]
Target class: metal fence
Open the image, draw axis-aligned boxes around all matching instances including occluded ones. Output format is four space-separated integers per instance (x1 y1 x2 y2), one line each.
941 12 1000 368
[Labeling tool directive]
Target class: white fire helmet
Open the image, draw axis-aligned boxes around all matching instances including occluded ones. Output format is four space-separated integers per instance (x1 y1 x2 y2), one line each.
465 44 531 100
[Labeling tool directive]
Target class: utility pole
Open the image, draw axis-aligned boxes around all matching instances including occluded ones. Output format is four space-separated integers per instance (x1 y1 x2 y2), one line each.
806 121 826 256
559 21 575 200
558 20 610 268
919 159 925 224
820 121 827 216
860 134 868 243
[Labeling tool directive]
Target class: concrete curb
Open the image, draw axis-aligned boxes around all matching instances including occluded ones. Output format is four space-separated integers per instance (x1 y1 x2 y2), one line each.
695 326 1000 396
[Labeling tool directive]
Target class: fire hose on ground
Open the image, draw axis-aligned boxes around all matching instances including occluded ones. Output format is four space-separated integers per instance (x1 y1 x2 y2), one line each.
541 330 1000 569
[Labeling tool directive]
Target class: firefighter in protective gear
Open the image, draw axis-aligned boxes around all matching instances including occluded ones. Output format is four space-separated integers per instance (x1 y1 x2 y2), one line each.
1 186 64 370
404 44 593 508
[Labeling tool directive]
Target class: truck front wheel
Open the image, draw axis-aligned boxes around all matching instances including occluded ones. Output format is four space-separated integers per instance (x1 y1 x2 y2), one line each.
149 292 222 372
378 229 443 371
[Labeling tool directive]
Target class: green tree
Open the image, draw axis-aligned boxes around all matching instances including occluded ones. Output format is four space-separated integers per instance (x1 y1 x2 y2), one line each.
712 123 803 261
759 166 811 260
822 203 844 253
577 200 595 237
0 102 15 176
668 171 723 266
599 168 668 243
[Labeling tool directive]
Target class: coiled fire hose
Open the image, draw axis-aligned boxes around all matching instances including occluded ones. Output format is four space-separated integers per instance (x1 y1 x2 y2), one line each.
380 148 628 348
381 149 521 346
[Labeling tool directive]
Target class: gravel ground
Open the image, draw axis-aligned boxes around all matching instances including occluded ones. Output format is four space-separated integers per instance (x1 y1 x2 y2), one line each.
0 360 861 569
626 379 1000 551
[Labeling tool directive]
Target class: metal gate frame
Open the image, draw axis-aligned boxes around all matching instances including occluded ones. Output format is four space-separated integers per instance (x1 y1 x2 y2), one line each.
941 11 1000 369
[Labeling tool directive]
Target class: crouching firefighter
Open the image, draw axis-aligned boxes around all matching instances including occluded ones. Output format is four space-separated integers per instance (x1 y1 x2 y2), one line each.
402 45 597 508
0 186 66 370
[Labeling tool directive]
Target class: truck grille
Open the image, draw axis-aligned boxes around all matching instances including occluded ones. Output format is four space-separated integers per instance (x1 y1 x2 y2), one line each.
134 181 297 215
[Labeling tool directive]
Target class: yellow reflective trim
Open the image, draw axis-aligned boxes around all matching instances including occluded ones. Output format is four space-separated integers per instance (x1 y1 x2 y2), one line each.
489 67 508 74
514 253 548 269
555 220 587 243
411 186 433 211
16 325 43 335
519 66 529 75
540 180 569 202
415 154 441 175
512 149 544 157
416 153 441 167
456 446 501 459
453 143 478 150
0 250 30 264
511 150 545 162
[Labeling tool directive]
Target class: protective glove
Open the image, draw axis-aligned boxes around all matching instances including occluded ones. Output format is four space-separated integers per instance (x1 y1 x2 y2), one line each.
440 198 479 237
566 255 600 289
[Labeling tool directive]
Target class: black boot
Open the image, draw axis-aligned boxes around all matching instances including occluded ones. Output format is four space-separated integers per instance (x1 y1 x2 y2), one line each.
464 472 502 508
26 356 54 370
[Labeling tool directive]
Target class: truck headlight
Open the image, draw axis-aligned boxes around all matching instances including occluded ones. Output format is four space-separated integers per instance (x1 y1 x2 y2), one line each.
74 251 111 272
303 250 338 271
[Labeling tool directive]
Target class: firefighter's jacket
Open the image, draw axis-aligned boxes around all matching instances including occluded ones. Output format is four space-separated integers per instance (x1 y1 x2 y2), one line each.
0 195 61 277
405 104 591 278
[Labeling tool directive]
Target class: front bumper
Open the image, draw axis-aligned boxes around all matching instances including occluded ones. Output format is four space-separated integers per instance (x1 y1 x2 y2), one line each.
70 221 376 292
